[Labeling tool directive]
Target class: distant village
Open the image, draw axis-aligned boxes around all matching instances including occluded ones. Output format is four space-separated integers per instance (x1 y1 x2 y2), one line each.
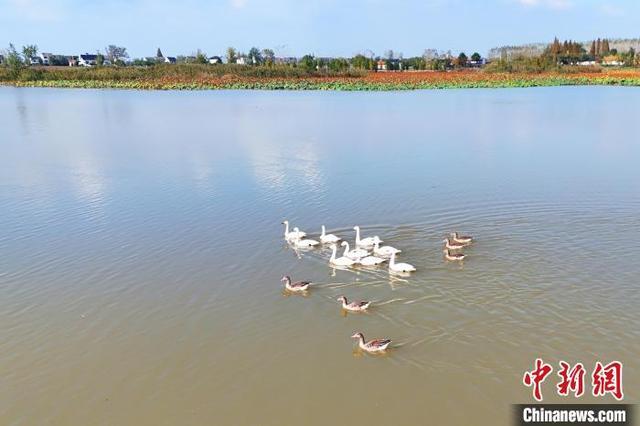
1 38 639 72
0 46 486 71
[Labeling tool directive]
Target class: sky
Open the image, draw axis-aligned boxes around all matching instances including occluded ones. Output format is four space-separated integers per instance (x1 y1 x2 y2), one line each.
1 0 638 58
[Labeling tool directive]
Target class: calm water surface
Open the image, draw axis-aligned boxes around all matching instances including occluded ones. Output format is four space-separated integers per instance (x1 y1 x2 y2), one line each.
1 87 639 425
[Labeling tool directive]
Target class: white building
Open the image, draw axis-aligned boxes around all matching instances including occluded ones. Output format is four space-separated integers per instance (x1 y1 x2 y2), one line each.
39 52 53 65
78 54 98 67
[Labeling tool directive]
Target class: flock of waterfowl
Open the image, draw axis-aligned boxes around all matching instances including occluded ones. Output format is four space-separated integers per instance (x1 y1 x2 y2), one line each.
280 220 474 353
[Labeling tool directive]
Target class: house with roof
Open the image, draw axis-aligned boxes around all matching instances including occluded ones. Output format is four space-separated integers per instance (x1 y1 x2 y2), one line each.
78 53 98 67
29 56 41 65
376 59 387 71
39 52 53 65
602 55 623 66
165 56 177 64
236 56 247 65
468 58 487 68
208 56 222 64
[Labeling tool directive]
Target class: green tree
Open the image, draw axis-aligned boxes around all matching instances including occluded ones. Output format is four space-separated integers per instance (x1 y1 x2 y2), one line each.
22 44 38 65
328 58 348 72
351 54 370 70
248 47 262 65
457 52 468 67
430 58 450 71
261 48 275 66
96 52 104 66
471 52 481 62
299 55 316 72
50 55 69 66
549 37 561 61
315 57 328 70
385 58 402 71
105 45 128 64
626 47 635 66
195 51 207 64
4 43 25 78
402 56 426 70
226 47 237 64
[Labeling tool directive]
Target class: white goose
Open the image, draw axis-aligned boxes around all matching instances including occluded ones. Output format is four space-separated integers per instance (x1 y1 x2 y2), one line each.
357 254 387 266
291 232 320 248
341 241 369 261
329 244 357 267
372 236 401 257
320 225 341 244
389 252 416 273
353 226 379 249
282 220 306 242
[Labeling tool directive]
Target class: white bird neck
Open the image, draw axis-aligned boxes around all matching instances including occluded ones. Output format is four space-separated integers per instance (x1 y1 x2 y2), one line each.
355 227 361 244
283 222 290 235
321 225 326 237
342 242 350 256
330 245 337 261
390 253 396 266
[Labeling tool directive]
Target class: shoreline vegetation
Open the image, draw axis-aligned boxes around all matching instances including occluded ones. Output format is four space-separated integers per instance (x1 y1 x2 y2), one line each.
1 65 640 91
2 36 640 91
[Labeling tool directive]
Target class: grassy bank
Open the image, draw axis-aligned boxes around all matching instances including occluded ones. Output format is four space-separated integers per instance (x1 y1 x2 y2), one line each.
1 64 640 90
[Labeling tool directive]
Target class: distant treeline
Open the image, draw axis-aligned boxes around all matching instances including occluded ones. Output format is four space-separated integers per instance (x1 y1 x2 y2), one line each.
489 38 640 59
486 37 639 73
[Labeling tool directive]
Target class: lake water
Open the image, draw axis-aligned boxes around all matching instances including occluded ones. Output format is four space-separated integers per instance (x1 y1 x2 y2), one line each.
1 86 639 425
